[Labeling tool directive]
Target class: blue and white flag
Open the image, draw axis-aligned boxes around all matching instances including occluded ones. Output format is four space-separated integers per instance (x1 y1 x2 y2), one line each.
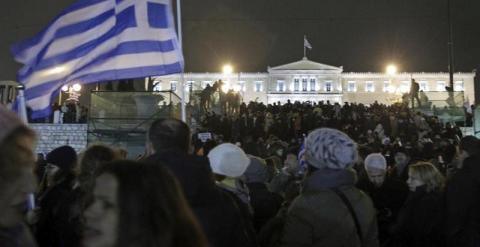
11 0 183 119
304 37 312 50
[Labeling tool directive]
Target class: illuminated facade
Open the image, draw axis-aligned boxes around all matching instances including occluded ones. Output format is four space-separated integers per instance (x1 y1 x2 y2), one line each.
154 57 475 106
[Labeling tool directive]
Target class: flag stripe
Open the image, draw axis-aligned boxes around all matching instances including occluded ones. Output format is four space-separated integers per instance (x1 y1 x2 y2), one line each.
12 0 184 119
23 27 177 87
19 6 136 82
24 40 178 100
27 62 182 111
11 0 111 62
43 16 116 59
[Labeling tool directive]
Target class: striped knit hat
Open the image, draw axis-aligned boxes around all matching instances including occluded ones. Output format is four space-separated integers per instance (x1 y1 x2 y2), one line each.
304 128 358 170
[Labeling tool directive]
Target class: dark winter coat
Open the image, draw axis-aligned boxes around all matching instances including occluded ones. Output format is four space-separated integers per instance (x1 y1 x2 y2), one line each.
0 223 37 247
247 182 283 232
445 154 480 247
357 176 408 243
390 186 444 247
145 149 257 247
281 168 379 247
35 175 82 247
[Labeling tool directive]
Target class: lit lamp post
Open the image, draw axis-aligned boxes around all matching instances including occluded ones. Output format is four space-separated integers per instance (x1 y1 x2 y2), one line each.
60 83 82 103
386 64 398 102
221 64 233 93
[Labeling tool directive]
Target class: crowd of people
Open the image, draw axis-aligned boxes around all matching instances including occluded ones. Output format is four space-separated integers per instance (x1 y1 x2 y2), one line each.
1 98 480 247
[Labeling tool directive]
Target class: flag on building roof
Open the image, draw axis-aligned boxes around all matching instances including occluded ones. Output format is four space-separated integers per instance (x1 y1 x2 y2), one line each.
304 36 312 50
11 0 183 119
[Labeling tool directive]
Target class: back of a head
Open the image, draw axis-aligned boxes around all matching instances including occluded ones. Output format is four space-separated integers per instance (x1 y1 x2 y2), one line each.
0 106 36 176
0 106 36 227
46 145 78 172
460 136 480 156
95 160 207 247
244 156 269 183
148 118 190 153
304 128 358 170
79 145 116 182
208 143 250 178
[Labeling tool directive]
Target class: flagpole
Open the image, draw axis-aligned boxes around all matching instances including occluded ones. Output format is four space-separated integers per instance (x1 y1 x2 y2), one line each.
303 35 306 58
176 0 186 122
15 85 35 210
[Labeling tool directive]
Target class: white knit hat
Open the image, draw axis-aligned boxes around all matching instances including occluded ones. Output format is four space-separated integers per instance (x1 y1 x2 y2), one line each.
208 143 251 177
364 153 387 171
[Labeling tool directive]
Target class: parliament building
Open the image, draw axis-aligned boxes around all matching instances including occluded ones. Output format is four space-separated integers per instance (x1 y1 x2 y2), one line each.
153 57 475 107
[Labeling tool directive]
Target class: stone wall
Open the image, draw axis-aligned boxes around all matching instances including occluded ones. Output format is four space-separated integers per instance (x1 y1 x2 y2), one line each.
30 124 88 154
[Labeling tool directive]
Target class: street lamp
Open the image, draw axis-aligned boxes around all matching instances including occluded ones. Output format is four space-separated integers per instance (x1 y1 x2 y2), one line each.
60 83 82 103
222 64 233 75
386 64 397 76
221 64 234 93
385 64 398 103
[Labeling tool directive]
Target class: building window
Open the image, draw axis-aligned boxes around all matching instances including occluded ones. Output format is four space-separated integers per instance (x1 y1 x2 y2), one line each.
277 80 285 92
400 81 410 93
454 81 464 91
347 81 356 92
238 81 246 92
254 81 263 92
0 85 5 103
170 81 177 91
365 81 375 92
436 81 446 91
419 81 429 91
325 81 332 92
383 81 390 92
310 78 316 91
302 78 308 91
153 81 162 91
293 78 300 91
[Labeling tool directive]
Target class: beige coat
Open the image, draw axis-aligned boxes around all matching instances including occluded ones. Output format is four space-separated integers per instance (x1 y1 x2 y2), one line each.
281 169 379 247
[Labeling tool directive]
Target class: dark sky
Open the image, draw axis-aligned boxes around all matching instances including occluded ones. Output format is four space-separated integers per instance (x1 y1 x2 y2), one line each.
1 0 479 80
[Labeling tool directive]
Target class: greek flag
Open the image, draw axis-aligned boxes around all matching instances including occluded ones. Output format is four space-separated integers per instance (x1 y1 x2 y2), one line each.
304 37 312 50
11 0 183 119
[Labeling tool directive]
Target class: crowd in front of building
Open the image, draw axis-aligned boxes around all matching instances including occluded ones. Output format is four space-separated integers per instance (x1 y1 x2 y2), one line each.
1 92 480 247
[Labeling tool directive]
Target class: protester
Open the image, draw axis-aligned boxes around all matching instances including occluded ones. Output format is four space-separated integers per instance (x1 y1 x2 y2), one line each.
144 118 258 247
390 162 445 247
77 145 117 213
208 143 258 246
281 128 379 247
243 156 283 232
84 160 208 247
357 153 408 245
0 106 37 247
34 145 82 247
445 136 480 247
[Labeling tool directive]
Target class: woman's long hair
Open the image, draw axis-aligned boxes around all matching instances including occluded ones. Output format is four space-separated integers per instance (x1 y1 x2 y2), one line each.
78 145 116 191
0 126 36 185
97 161 208 247
409 162 445 192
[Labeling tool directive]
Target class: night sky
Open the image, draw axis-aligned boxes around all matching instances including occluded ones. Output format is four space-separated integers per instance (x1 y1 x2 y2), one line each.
1 0 479 80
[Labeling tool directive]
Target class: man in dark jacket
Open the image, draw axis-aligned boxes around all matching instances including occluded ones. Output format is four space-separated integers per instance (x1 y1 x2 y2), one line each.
357 153 408 245
144 118 257 247
243 156 283 232
445 136 480 247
